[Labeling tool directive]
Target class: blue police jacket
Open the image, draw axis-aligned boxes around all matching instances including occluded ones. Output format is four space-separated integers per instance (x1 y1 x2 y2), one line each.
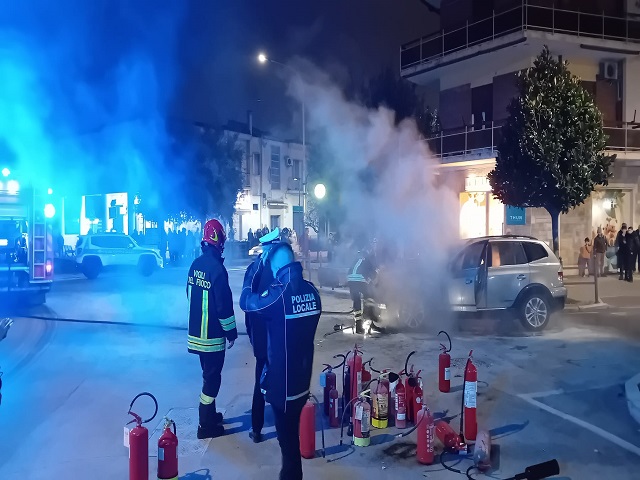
239 261 321 411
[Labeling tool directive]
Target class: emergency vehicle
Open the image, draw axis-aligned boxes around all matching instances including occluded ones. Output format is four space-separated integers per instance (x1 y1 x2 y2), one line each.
0 168 55 305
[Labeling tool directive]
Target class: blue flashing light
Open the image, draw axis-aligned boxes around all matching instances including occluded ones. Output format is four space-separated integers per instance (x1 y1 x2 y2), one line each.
7 180 19 194
47 188 53 195
1 168 9 177
44 203 56 218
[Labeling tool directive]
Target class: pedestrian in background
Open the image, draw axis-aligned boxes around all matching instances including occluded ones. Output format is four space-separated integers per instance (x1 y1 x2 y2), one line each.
615 223 628 280
578 237 592 277
626 226 639 282
593 227 607 277
186 219 237 439
243 228 280 443
240 243 321 480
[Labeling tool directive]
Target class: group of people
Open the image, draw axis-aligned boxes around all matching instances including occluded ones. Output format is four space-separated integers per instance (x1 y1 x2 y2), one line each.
185 221 321 480
168 228 200 264
580 224 640 282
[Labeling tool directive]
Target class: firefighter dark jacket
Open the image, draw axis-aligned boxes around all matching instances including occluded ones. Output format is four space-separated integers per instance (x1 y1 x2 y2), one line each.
347 255 377 283
186 248 237 353
239 261 321 411
243 256 272 360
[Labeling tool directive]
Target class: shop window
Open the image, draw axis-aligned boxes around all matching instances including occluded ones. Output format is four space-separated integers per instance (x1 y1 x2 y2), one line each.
523 242 548 262
488 241 527 267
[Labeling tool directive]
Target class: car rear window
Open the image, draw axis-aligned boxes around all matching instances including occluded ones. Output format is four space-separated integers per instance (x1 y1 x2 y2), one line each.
523 242 549 262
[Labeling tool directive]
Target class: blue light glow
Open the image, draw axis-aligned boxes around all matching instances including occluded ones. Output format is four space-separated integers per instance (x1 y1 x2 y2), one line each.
1 168 9 177
44 203 56 218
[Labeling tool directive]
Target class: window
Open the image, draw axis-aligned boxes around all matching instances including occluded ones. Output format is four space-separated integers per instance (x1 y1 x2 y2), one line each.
292 159 301 180
452 241 486 272
91 236 132 249
253 153 261 175
270 146 281 189
488 241 527 267
523 242 549 263
253 203 259 211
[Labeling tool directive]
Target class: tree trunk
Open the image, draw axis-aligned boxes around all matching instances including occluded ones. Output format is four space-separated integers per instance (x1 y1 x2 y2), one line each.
546 208 560 260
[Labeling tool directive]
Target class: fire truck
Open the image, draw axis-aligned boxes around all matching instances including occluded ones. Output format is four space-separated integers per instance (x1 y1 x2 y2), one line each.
0 168 55 305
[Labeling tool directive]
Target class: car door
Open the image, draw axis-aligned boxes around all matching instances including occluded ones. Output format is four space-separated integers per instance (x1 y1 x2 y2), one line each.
448 241 487 311
485 241 530 309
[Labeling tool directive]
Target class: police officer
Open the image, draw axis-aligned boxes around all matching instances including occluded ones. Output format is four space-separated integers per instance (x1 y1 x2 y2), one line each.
187 219 238 439
240 243 321 480
346 248 383 334
243 227 281 443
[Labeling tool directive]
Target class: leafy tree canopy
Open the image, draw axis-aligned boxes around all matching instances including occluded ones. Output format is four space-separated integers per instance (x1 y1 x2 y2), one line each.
488 46 614 253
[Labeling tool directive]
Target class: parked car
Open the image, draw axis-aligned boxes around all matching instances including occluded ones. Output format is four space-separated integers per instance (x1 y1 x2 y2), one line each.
447 235 566 331
75 233 164 279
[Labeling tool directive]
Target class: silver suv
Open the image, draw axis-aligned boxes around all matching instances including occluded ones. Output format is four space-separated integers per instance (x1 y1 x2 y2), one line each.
75 233 163 279
449 235 566 331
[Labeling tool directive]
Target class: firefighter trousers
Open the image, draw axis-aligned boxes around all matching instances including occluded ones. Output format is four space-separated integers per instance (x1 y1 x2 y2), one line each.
252 356 267 433
199 351 225 402
273 397 307 480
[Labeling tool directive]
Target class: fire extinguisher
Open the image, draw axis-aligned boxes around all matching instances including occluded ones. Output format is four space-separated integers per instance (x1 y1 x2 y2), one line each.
462 350 478 442
395 380 407 429
434 419 467 453
328 382 340 428
320 364 337 417
126 392 158 480
402 351 416 424
157 417 178 480
361 358 373 393
416 406 435 465
352 391 371 447
300 394 326 459
347 345 363 418
371 372 389 429
438 331 452 393
412 371 423 425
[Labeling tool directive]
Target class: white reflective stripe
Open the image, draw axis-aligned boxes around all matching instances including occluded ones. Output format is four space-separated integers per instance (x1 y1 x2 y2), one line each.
285 310 321 320
286 390 309 401
351 259 363 275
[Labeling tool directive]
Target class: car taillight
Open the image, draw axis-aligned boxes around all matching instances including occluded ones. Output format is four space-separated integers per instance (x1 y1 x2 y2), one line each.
46 260 53 276
558 270 563 282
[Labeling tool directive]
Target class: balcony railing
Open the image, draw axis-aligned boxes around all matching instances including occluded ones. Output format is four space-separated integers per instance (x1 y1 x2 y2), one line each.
401 2 640 70
428 121 640 159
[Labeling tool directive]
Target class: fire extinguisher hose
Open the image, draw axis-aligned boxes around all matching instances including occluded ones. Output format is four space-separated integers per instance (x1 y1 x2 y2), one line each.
438 331 452 352
128 392 159 425
403 351 416 376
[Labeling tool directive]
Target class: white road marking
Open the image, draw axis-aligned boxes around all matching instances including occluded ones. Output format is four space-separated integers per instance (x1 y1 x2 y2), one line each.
518 391 640 457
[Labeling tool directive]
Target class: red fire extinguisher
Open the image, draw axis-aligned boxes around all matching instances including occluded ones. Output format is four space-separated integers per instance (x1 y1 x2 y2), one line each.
435 419 466 452
371 372 389 429
157 417 178 480
126 392 158 480
352 391 371 447
395 380 407 429
329 382 340 428
462 350 478 442
416 406 435 465
300 399 316 459
412 371 423 425
438 331 452 393
347 345 363 417
320 364 337 417
361 359 372 393
402 351 416 424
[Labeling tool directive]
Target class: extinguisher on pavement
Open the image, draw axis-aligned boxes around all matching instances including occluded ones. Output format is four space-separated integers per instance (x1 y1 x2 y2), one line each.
371 371 389 429
461 350 478 442
416 406 435 465
412 371 423 425
352 391 372 447
320 364 337 417
328 382 340 428
126 392 158 480
401 351 416 424
300 395 326 459
361 358 373 393
395 380 407 429
438 331 452 393
157 417 178 480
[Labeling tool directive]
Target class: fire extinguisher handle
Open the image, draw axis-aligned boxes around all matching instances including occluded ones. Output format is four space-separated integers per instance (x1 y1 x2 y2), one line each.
322 363 332 372
438 331 452 353
128 392 159 425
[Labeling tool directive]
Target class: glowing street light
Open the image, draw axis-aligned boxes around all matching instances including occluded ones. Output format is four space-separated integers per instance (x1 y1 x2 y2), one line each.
7 180 19 194
257 53 267 64
314 183 326 200
1 168 9 177
47 188 53 195
44 203 56 218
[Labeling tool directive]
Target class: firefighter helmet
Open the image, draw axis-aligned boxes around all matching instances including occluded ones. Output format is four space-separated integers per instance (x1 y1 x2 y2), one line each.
202 219 226 251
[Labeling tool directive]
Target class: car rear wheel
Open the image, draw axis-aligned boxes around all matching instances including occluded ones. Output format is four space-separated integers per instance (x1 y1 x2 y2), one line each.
519 292 551 331
82 257 102 280
138 255 157 277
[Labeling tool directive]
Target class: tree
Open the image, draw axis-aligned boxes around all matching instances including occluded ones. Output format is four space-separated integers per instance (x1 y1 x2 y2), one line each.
488 47 614 256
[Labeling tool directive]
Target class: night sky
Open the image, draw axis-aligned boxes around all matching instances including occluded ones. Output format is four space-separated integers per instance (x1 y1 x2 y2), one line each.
174 0 438 136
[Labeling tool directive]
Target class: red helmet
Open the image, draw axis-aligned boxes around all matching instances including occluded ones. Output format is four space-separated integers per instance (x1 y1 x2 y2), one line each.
202 219 226 251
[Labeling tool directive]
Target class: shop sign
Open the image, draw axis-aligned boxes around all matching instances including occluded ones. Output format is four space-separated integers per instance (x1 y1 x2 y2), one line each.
506 206 526 225
465 175 492 192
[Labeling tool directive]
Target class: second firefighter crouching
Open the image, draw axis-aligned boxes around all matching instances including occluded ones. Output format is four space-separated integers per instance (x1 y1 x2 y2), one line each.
347 250 385 334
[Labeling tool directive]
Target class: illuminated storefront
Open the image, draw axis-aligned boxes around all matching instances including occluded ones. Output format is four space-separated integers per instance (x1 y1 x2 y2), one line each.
459 174 505 239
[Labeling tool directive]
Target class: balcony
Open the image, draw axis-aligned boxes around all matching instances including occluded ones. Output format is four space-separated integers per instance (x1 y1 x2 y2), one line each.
401 2 640 73
428 121 640 162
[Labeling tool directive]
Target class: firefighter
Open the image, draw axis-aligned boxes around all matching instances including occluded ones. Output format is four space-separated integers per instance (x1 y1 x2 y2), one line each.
243 227 281 443
240 243 321 480
346 248 384 334
187 219 238 439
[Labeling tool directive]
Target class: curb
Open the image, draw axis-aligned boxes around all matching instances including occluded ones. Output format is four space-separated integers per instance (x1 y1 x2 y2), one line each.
625 372 640 426
564 301 610 311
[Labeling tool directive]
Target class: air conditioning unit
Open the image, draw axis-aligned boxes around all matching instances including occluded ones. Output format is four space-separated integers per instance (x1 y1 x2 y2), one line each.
602 61 618 80
286 156 293 167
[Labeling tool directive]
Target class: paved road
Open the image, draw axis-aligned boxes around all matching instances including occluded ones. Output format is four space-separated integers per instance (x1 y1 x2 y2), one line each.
1 265 639 479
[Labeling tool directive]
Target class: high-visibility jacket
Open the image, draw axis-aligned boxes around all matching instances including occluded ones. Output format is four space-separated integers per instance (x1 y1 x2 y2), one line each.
240 261 321 411
346 255 377 283
186 248 237 353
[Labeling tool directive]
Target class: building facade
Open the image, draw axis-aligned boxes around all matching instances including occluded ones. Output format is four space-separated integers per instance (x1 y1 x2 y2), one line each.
225 115 307 241
401 0 640 265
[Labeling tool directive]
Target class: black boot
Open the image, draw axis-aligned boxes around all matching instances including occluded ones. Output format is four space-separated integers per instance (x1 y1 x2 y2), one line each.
354 312 365 334
197 403 225 439
369 322 386 334
249 430 263 443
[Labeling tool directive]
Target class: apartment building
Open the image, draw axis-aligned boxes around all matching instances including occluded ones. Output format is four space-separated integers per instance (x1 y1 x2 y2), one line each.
401 0 640 264
225 113 307 241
